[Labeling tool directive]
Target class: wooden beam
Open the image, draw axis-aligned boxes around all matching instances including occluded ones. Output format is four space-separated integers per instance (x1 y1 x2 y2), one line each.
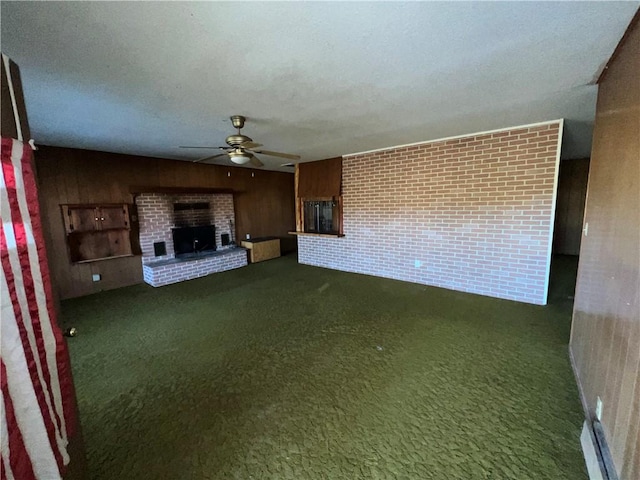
294 164 303 232
129 186 235 195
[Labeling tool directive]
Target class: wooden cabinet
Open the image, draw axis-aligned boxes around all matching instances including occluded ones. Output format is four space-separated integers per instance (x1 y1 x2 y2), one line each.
62 204 129 233
294 158 344 236
241 237 281 263
61 204 133 263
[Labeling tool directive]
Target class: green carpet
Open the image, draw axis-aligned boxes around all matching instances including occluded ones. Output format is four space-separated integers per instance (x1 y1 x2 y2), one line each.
63 254 587 479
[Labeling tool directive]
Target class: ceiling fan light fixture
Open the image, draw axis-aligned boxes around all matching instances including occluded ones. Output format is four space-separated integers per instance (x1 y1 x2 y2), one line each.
229 150 251 164
180 115 298 168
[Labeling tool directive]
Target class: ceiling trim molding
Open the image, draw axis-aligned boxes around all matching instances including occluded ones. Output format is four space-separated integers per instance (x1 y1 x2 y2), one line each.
343 119 564 158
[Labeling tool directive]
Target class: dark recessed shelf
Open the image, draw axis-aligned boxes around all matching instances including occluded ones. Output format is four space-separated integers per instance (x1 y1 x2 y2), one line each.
288 231 345 238
174 202 210 211
75 254 136 264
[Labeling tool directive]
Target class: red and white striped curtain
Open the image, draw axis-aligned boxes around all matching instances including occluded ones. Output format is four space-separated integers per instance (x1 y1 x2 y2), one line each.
1 137 74 479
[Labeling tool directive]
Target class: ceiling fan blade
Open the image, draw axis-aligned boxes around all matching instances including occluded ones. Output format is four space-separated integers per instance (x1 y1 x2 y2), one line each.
249 155 264 168
193 153 227 163
239 141 263 149
179 145 225 149
253 149 300 160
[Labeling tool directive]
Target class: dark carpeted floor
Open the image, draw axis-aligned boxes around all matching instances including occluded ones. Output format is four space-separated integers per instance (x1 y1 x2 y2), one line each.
62 253 587 479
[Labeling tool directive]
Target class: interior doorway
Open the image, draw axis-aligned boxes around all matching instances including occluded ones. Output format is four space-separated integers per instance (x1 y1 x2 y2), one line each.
553 158 590 255
550 158 590 301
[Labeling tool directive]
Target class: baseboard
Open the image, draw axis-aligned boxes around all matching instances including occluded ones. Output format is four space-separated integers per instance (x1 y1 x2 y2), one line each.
581 422 605 480
568 347 617 480
569 346 590 418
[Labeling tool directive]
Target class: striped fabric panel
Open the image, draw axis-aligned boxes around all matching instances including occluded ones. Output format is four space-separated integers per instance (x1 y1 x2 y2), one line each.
1 137 73 479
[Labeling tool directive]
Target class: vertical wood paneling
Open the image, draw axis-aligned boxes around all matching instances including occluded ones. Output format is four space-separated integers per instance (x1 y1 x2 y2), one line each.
297 157 342 197
294 165 303 232
35 147 295 299
570 13 640 480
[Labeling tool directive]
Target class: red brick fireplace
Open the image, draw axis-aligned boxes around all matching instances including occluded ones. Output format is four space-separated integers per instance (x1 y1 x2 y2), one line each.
136 193 247 286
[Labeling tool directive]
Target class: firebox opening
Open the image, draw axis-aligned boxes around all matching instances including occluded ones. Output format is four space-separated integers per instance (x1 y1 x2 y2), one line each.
172 225 216 256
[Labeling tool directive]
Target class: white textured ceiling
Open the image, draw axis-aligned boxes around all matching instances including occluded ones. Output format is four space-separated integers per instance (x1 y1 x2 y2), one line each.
1 2 638 171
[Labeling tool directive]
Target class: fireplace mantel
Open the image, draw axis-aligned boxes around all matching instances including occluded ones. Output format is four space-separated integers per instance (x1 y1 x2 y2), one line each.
131 186 235 195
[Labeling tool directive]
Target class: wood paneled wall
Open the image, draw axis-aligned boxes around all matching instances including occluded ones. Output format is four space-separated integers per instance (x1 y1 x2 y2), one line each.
297 157 342 197
553 158 589 255
570 13 640 480
35 146 295 299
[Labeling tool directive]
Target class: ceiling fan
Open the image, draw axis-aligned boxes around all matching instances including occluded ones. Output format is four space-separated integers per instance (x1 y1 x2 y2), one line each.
179 115 300 168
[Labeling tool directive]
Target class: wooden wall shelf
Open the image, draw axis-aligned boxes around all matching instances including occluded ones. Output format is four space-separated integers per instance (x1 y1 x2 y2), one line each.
288 231 345 238
75 254 135 264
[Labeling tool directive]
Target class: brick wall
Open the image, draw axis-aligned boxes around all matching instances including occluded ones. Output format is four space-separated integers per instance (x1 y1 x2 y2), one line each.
298 121 562 305
137 193 235 265
174 205 212 227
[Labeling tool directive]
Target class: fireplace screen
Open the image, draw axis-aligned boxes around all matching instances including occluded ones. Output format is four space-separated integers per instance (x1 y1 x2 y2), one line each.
172 225 216 256
303 201 337 234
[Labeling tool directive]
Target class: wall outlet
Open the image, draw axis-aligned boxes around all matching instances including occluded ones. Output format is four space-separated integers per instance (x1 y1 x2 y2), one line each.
92 273 101 282
414 259 422 268
596 397 603 421
246 233 250 240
